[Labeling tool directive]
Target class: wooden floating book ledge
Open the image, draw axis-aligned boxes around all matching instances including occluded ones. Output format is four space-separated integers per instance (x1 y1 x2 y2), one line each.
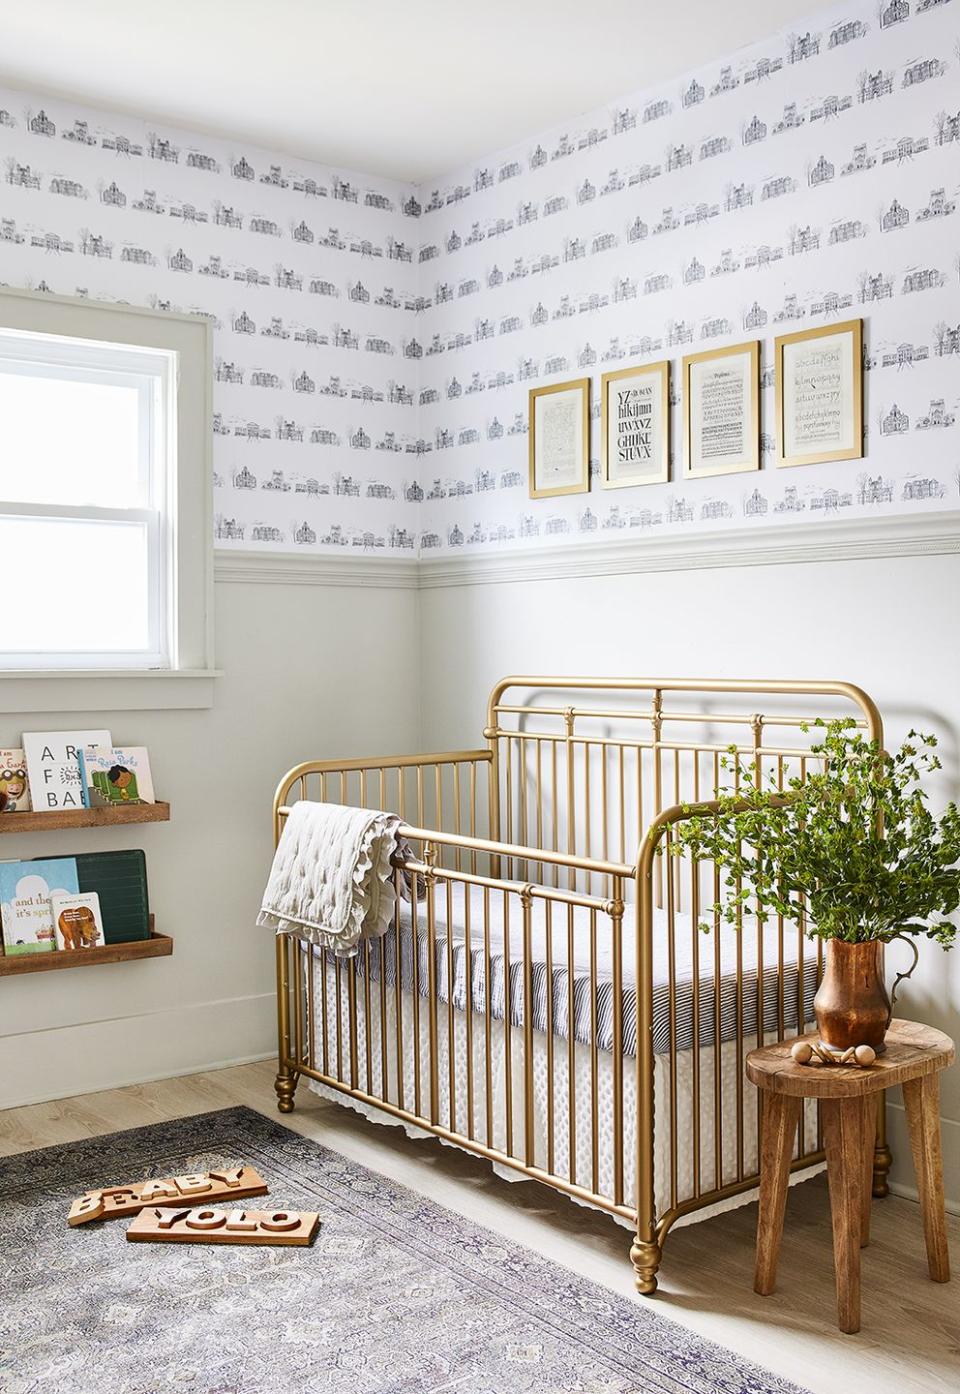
0 801 170 834
0 916 171 976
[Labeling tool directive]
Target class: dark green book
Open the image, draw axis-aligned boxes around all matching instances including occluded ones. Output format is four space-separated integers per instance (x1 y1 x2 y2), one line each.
68 850 151 944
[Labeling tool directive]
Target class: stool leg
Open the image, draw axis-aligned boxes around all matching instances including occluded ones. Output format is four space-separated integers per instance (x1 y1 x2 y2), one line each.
903 1074 950 1283
860 1095 876 1248
755 1093 802 1296
822 1097 863 1334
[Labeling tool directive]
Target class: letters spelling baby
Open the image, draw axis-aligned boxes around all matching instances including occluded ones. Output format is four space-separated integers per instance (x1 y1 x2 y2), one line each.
67 1165 269 1226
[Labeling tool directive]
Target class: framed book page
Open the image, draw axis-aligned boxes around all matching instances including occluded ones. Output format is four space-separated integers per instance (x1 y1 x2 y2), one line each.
528 378 590 499
775 318 863 468
601 361 669 489
682 341 760 479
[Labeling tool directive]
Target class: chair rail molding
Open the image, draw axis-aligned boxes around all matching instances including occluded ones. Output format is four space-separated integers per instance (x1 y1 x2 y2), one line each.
214 551 421 589
214 512 960 590
415 509 960 589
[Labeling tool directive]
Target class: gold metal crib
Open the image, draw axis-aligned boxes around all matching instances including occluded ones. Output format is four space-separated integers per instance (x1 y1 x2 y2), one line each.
271 676 888 1294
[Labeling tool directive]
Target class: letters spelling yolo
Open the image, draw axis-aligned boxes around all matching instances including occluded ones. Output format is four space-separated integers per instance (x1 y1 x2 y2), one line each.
68 1165 269 1225
126 1205 321 1246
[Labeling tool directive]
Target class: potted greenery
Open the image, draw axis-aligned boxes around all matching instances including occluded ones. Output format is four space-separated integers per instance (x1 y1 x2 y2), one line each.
671 720 959 1053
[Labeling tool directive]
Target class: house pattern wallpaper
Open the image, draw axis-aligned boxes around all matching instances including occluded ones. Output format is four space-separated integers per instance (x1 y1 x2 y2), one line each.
0 0 959 558
414 0 960 552
0 86 421 554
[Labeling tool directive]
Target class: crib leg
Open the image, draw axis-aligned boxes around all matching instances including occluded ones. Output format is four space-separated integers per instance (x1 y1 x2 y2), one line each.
274 934 299 1115
630 1238 662 1296
872 1096 892 1198
275 1068 299 1114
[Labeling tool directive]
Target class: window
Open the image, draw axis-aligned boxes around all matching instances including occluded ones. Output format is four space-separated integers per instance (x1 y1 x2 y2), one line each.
0 334 173 667
0 289 212 683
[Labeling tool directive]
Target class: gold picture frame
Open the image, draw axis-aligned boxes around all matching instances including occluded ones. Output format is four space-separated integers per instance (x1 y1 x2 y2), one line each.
528 378 591 499
600 360 670 489
775 318 863 468
682 340 760 479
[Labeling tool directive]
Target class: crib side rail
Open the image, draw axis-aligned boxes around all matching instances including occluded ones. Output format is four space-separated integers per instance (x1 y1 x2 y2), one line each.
273 748 639 888
274 790 642 1221
273 750 494 846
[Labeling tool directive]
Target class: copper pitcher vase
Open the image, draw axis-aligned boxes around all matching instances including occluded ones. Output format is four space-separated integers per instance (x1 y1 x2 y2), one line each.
813 937 919 1054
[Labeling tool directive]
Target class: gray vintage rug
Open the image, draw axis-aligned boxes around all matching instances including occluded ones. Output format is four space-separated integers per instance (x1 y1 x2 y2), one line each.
0 1106 807 1394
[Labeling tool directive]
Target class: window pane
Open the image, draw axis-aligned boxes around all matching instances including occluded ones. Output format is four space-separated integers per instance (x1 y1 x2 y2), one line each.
0 517 151 656
0 366 147 508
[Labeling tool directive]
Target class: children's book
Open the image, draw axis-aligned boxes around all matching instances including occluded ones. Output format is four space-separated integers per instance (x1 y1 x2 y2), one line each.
51 890 104 951
0 750 31 813
80 746 155 807
22 731 111 812
0 858 80 954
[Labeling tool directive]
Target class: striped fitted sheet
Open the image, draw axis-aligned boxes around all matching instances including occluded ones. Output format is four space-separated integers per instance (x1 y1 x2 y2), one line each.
329 880 817 1058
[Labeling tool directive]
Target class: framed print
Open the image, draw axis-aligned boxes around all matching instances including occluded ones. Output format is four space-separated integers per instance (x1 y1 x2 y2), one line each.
775 318 863 468
529 378 590 499
601 360 670 489
682 341 760 479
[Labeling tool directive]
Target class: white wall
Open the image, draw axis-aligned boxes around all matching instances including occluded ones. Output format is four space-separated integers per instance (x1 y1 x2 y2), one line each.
0 576 420 1108
418 551 960 1204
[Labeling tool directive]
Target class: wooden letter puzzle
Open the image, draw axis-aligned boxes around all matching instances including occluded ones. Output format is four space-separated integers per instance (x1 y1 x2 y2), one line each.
68 1165 269 1226
126 1206 320 1246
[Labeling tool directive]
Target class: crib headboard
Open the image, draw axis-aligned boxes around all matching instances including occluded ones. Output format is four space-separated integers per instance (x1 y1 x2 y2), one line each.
484 676 882 894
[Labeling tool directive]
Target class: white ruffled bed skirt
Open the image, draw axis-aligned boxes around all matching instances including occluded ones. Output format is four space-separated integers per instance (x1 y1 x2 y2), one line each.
307 956 824 1231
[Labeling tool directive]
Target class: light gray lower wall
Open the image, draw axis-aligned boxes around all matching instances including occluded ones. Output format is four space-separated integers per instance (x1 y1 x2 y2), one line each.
5 548 958 1212
417 551 960 1207
0 577 420 1109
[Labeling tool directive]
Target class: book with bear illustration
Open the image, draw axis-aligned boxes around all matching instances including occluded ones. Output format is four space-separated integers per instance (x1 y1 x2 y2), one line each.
51 891 105 951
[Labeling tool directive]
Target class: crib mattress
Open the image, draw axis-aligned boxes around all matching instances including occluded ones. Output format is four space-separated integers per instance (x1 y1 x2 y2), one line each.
326 880 817 1057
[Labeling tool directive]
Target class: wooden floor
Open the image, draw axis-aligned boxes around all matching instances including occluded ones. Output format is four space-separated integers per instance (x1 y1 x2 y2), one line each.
2 1061 957 1394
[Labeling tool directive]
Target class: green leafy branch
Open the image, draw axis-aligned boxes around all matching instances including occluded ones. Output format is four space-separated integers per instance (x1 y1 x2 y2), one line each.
668 719 960 947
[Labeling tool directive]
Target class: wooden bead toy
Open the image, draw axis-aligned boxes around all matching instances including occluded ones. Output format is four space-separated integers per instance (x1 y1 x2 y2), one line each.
789 1039 877 1069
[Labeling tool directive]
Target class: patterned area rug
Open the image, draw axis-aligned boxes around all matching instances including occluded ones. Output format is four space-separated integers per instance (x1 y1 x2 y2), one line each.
0 1106 807 1394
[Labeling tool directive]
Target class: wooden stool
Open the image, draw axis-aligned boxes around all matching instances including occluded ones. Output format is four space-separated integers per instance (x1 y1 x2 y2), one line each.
746 1018 954 1334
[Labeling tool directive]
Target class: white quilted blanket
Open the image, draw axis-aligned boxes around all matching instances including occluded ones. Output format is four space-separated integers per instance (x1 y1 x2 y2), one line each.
257 801 401 957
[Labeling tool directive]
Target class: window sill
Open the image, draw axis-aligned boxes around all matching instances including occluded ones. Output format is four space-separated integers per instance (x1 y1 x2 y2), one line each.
0 668 221 713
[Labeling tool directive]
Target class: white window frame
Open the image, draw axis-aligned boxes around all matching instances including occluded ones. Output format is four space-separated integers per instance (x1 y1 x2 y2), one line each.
0 287 216 710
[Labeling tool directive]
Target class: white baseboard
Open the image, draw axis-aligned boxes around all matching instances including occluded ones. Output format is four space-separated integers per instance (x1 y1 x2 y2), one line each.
0 990 276 1111
886 1101 960 1215
0 1051 276 1114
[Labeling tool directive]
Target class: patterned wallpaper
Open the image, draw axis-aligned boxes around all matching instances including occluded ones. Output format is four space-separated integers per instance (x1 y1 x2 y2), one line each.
0 87 421 554
1 0 959 559
414 0 960 553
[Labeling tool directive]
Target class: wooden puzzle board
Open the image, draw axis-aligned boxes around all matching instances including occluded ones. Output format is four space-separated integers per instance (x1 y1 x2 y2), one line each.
126 1206 320 1246
68 1166 269 1225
